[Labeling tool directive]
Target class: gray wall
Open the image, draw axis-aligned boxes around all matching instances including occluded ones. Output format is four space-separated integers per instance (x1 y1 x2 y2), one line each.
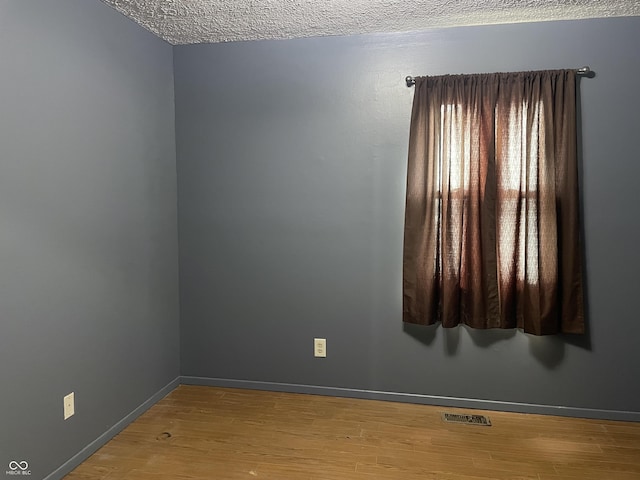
0 1 179 478
175 17 640 415
2 7 639 479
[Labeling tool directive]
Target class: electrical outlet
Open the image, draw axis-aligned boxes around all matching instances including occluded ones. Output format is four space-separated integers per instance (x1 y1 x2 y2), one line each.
64 392 75 420
314 338 326 358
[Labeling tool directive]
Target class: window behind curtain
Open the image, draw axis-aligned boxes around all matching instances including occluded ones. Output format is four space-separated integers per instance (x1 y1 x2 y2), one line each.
403 70 585 335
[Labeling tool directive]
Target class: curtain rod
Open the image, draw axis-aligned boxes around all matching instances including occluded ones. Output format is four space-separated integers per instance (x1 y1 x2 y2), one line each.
405 66 592 87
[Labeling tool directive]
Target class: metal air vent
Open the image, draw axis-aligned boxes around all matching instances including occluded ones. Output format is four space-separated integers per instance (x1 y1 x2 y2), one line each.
441 412 491 426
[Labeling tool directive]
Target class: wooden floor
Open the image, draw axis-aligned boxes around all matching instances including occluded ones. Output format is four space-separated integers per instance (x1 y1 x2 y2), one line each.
65 385 640 480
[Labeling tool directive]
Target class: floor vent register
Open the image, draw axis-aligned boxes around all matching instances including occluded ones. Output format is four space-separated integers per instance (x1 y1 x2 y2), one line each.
441 412 492 426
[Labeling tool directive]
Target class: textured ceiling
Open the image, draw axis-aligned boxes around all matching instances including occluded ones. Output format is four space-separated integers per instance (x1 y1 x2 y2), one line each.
100 0 640 44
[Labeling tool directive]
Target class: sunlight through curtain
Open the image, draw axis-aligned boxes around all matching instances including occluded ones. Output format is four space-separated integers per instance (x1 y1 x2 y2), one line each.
403 70 585 335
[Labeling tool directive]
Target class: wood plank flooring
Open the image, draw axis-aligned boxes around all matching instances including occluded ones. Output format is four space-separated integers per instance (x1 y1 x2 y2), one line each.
64 385 640 480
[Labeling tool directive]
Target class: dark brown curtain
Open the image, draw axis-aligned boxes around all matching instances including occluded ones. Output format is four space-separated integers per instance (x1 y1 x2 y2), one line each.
403 70 585 335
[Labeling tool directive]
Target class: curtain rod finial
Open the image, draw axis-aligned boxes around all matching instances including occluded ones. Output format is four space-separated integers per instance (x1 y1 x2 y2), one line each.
406 76 416 87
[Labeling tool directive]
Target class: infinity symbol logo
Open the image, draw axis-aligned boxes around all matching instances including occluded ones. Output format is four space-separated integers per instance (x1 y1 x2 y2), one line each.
8 461 29 471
